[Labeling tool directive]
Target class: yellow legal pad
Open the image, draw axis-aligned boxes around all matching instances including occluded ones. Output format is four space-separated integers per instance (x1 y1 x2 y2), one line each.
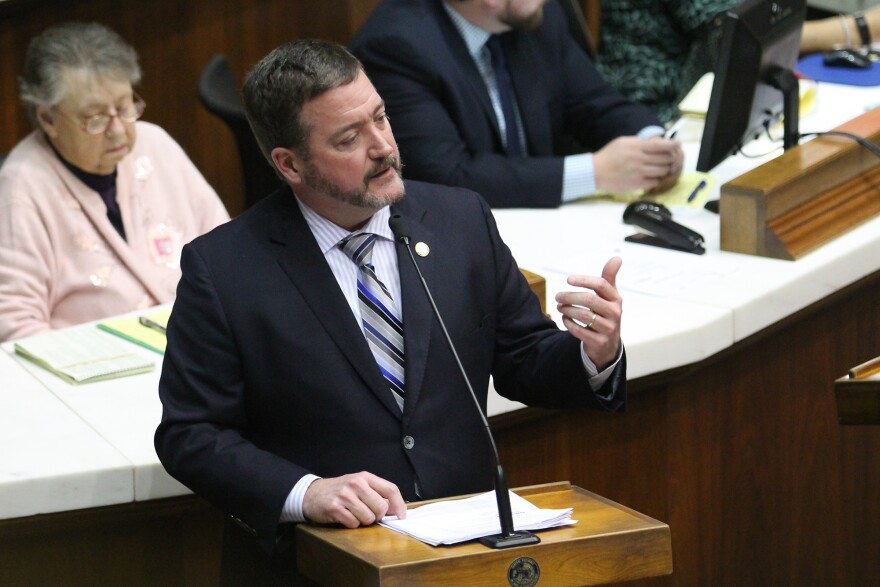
587 171 717 208
98 308 171 355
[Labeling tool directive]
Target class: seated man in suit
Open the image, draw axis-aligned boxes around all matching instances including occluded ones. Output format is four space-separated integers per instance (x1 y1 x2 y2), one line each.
155 39 627 581
350 0 684 208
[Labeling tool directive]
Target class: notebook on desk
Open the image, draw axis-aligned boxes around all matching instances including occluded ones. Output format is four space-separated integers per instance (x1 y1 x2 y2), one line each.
13 326 155 385
97 308 170 355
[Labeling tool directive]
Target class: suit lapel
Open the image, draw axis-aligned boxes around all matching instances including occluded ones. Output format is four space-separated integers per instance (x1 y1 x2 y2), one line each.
434 3 504 143
266 192 404 419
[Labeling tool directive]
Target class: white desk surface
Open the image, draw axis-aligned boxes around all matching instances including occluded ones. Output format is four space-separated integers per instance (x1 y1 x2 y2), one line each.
0 348 133 518
488 80 880 415
4 81 880 520
6 322 188 504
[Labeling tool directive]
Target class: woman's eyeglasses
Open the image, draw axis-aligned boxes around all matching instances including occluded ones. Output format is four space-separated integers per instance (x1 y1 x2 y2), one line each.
55 93 147 135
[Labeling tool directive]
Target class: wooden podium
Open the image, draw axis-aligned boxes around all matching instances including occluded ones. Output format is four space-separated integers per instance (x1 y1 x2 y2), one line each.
720 108 880 260
296 481 672 586
834 356 880 425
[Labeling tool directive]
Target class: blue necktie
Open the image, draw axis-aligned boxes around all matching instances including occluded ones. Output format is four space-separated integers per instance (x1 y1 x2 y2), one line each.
486 35 525 157
340 233 405 409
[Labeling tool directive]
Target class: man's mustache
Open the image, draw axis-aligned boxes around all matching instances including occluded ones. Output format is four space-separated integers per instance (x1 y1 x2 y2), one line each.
368 155 402 178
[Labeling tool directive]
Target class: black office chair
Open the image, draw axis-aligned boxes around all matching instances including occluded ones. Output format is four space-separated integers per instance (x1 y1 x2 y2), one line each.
197 54 279 210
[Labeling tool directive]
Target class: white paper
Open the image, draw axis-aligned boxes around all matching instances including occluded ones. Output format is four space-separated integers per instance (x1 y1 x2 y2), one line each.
379 490 575 546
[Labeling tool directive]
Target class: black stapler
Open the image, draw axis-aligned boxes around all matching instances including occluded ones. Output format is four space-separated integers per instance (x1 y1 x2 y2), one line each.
623 201 705 255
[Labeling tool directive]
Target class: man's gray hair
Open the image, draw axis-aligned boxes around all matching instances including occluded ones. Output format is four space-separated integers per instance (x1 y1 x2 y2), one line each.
19 22 141 128
242 39 362 165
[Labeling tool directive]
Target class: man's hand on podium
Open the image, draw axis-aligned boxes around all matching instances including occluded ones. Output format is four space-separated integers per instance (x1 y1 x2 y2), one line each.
303 472 407 528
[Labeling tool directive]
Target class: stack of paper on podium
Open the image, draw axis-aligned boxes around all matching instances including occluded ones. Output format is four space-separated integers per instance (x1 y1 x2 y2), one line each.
13 326 154 384
379 490 574 546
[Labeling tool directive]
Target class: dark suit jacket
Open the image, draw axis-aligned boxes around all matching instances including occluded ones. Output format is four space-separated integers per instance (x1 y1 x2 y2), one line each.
350 0 661 208
155 180 625 552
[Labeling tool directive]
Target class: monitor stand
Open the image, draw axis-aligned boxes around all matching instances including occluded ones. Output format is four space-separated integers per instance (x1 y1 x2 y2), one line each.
767 66 800 150
704 67 801 216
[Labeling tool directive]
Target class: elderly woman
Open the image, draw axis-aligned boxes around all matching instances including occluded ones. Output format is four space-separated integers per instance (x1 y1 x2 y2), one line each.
0 22 229 341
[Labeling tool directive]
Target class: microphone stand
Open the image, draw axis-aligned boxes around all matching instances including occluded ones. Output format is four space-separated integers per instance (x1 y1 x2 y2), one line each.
389 214 540 549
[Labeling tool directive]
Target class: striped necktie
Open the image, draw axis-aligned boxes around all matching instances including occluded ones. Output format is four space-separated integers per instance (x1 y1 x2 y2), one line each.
339 233 405 409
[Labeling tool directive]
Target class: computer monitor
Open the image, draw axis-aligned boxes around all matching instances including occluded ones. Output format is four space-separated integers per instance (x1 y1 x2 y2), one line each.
696 0 807 172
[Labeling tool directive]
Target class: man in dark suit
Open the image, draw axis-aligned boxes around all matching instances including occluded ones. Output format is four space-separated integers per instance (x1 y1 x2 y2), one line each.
155 39 626 580
350 0 685 208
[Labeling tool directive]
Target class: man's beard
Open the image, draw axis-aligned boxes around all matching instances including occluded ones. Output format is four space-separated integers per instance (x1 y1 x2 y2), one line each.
301 154 405 210
499 4 544 32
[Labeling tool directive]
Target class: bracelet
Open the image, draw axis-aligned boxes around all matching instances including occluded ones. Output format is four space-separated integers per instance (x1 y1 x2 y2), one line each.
854 11 872 46
839 13 853 47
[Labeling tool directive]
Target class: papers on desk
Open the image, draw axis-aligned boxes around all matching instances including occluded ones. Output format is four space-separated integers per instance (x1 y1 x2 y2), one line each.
13 326 155 384
97 308 170 354
379 490 575 546
678 73 817 118
593 171 716 208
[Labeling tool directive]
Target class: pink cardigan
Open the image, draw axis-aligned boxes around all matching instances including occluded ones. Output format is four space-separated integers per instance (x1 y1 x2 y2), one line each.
0 122 230 341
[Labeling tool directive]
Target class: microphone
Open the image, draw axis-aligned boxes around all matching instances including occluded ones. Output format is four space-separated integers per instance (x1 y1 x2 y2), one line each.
389 213 540 549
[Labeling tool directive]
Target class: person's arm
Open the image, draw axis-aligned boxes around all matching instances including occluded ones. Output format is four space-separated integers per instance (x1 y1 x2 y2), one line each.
0 188 53 342
148 124 230 232
553 2 685 198
556 12 662 153
555 257 623 373
181 156 230 234
800 6 880 55
562 125 683 201
593 135 684 194
155 243 308 551
479 196 626 409
156 240 406 550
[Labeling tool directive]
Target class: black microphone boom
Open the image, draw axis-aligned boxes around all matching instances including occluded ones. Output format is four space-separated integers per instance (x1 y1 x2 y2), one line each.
389 213 540 549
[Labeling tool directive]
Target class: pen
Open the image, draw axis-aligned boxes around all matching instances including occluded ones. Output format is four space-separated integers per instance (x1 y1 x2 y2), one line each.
139 316 167 335
688 180 708 202
849 355 880 379
664 117 686 139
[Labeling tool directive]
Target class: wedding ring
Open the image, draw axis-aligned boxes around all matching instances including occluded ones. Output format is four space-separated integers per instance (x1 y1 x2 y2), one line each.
587 312 597 330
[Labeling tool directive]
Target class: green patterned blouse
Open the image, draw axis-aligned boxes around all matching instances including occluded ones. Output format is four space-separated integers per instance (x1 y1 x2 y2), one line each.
596 0 738 123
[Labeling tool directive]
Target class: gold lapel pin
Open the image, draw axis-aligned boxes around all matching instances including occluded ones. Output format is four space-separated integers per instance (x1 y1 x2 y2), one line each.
414 242 430 257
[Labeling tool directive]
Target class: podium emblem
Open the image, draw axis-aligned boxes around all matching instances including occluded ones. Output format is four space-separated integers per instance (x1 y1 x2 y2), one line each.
507 556 540 587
